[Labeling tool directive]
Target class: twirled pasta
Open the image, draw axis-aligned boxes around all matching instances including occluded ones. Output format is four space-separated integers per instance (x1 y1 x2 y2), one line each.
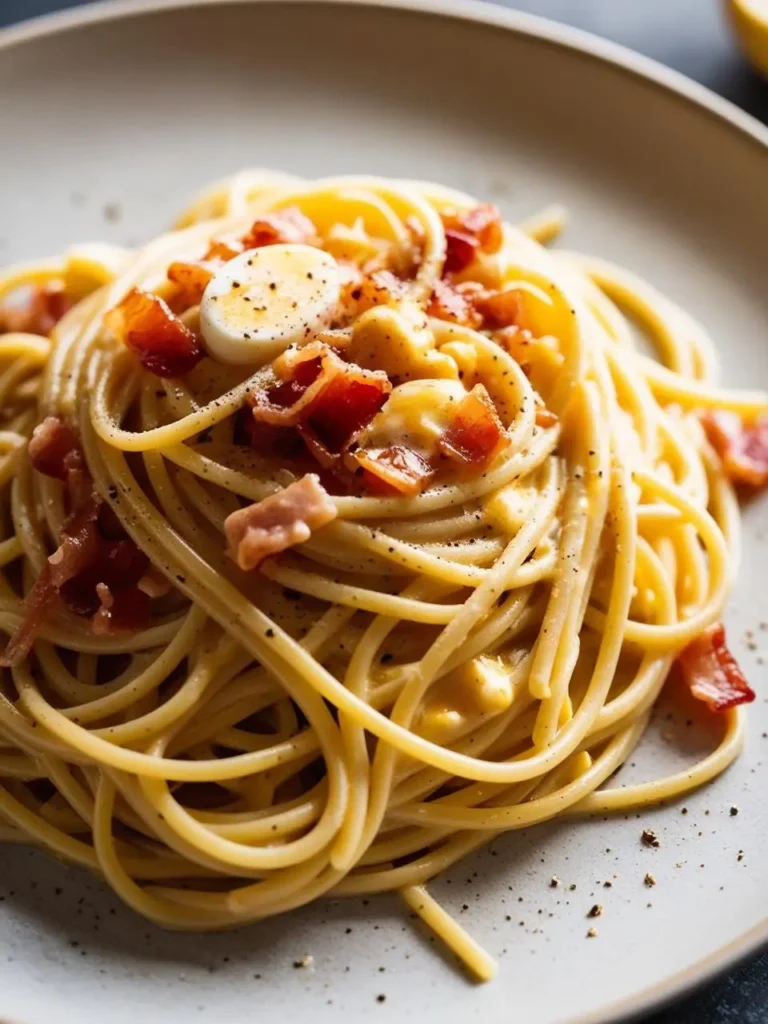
0 171 763 981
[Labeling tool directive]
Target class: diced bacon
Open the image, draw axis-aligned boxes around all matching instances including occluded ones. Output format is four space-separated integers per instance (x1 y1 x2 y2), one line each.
204 239 242 262
0 495 101 666
27 415 90 507
701 411 768 489
104 288 204 378
460 204 504 253
241 207 317 250
166 239 242 311
251 342 391 461
166 261 215 310
441 204 504 274
2 418 157 662
677 622 755 712
472 286 521 328
354 445 433 496
0 282 72 338
438 384 508 467
443 230 479 275
225 474 337 571
28 416 79 481
92 583 151 636
342 269 406 316
59 536 149 616
427 280 483 328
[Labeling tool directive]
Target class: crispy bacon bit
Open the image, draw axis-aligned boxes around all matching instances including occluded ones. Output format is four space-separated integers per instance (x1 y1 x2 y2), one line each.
28 417 79 480
166 239 242 310
472 286 521 328
204 239 241 262
354 445 433 496
27 416 91 507
251 342 391 462
701 411 768 489
241 207 317 250
460 204 504 253
104 288 204 378
441 204 504 275
60 535 149 615
92 583 151 636
427 280 483 328
2 416 157 663
439 384 508 467
443 230 479 275
677 622 755 712
225 474 337 571
0 495 101 666
0 282 72 337
166 261 215 310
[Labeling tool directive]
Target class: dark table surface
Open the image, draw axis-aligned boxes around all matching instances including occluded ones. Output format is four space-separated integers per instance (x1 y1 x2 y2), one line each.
1 1 767 1021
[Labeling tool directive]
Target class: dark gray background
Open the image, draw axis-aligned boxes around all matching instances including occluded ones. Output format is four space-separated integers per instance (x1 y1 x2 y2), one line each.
1 1 767 1021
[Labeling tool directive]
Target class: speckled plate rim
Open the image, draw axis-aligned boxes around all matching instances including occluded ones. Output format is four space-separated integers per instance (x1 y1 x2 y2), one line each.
0 1 767 1021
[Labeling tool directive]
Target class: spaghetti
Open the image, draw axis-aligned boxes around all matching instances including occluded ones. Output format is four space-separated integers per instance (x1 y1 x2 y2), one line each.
0 171 764 980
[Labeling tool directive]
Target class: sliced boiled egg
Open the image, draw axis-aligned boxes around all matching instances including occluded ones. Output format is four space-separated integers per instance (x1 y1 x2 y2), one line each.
199 244 340 365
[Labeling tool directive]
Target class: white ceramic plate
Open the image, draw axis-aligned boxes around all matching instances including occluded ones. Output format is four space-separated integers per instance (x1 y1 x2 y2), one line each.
1 2 767 1022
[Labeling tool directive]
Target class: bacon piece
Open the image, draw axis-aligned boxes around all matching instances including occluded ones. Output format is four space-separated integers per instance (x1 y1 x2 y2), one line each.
60 535 149 614
166 261 215 310
204 239 241 262
438 384 508 467
472 286 520 328
441 204 504 274
0 495 101 666
677 622 755 712
0 282 72 337
427 280 483 328
241 207 317 249
251 342 391 461
166 239 242 310
104 288 204 377
3 415 156 661
27 416 91 507
354 445 433 496
443 230 479 275
92 583 151 636
225 474 337 571
462 205 504 253
701 411 768 489
28 417 79 480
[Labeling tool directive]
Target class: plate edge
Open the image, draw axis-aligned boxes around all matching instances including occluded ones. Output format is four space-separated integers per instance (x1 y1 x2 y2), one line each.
0 1 766 1022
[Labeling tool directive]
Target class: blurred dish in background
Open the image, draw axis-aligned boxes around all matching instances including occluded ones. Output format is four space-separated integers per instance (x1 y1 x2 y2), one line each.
726 0 768 76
